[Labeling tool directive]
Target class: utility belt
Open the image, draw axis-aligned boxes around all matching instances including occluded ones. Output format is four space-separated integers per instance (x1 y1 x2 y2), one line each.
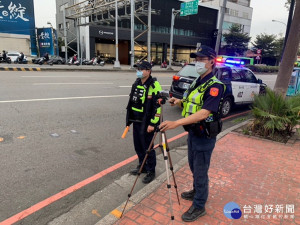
183 120 222 138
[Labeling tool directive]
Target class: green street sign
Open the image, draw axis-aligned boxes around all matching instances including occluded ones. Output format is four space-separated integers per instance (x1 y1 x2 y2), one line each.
180 0 199 16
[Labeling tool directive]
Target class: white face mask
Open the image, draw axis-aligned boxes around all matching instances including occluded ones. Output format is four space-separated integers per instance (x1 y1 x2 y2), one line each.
195 62 208 75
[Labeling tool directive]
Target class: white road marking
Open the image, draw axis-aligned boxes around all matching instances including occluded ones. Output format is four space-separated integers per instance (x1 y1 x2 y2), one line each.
0 95 128 104
119 85 170 88
33 83 113 85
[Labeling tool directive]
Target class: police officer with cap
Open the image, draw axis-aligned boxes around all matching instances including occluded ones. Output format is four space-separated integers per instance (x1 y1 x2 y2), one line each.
126 60 162 184
159 46 225 222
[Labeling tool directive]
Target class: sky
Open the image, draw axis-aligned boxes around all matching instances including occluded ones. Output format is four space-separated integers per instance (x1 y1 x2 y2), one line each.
34 0 290 41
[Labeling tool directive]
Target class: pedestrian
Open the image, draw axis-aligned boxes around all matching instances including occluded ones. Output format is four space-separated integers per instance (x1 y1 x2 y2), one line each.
159 45 225 222
126 60 162 184
2 50 7 60
18 52 24 62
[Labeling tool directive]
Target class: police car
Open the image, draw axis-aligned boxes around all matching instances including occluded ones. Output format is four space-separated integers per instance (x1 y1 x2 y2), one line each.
169 63 267 117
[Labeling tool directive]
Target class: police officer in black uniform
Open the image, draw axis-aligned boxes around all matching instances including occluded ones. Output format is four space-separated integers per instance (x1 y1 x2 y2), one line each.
160 46 225 222
126 61 162 184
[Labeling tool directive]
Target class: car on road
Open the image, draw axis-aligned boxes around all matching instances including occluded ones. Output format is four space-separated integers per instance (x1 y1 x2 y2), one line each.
47 56 66 65
169 63 267 117
287 67 300 96
7 51 27 62
172 60 187 67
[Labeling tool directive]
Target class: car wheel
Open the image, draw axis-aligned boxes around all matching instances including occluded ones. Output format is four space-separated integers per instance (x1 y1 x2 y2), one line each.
221 97 232 118
58 61 62 65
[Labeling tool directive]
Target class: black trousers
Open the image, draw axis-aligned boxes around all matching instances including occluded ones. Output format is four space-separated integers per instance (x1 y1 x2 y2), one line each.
133 122 156 172
187 131 216 209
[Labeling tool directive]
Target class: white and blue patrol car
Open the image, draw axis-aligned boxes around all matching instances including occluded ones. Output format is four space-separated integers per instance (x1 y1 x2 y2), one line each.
169 63 267 117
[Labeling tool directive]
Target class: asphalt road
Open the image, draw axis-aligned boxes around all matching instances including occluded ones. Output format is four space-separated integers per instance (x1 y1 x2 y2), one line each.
0 71 277 225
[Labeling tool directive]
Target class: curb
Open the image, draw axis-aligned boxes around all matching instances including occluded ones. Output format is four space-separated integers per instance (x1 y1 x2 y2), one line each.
0 67 41 71
0 66 180 73
95 120 251 225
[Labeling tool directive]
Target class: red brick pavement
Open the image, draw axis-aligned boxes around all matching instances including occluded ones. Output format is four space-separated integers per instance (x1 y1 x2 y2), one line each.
115 133 300 225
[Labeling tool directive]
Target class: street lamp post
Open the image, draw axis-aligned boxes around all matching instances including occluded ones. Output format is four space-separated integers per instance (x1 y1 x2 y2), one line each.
271 19 287 27
272 19 288 61
167 8 180 71
113 0 121 69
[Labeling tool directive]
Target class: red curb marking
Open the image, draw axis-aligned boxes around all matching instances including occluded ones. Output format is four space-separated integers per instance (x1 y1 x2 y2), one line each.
0 111 249 225
221 110 250 121
0 155 139 225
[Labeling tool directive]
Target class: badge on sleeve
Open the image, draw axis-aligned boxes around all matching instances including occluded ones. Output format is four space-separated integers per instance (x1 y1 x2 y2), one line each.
210 87 219 97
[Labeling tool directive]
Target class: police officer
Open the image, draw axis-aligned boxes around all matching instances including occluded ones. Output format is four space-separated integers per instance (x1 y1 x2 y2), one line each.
126 60 162 184
160 46 225 222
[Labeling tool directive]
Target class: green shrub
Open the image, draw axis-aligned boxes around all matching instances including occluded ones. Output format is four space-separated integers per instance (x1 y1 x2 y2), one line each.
245 65 279 73
251 89 300 142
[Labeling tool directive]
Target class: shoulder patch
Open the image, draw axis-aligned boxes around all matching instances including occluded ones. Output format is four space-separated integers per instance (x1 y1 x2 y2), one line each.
210 87 219 97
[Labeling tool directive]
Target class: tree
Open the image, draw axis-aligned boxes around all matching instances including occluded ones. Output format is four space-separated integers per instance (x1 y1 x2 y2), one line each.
285 0 291 9
252 34 278 65
274 0 300 96
58 37 65 56
222 24 251 56
274 37 285 65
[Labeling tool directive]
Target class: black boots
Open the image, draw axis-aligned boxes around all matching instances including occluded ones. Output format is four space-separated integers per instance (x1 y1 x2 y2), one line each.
142 171 155 184
182 205 206 222
181 189 195 201
130 165 147 175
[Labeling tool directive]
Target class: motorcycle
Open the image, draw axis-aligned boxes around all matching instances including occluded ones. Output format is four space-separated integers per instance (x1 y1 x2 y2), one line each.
92 57 105 66
14 58 28 64
82 58 93 65
0 56 12 64
38 57 49 65
68 57 80 66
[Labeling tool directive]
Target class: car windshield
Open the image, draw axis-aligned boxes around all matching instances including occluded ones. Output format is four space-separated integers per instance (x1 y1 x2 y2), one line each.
177 64 199 78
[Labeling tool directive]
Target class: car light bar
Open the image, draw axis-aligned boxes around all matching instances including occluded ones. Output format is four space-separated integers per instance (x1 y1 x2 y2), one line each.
225 59 245 65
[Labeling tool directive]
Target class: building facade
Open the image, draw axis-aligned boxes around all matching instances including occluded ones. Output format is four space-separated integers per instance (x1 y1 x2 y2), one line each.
199 0 253 47
0 0 37 56
56 0 219 64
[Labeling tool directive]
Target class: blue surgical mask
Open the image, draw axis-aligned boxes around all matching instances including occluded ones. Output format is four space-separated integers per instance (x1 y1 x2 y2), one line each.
136 70 143 78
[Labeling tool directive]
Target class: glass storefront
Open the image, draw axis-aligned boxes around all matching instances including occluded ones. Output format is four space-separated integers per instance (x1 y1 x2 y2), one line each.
95 40 196 65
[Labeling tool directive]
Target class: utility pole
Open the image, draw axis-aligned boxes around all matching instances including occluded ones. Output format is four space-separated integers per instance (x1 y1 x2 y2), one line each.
130 0 135 68
167 8 180 70
63 8 68 61
114 0 121 69
76 18 81 64
215 0 227 55
147 0 152 62
274 0 300 96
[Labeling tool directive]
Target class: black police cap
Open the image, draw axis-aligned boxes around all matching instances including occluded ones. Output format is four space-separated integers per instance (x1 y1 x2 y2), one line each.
133 60 152 70
190 45 217 59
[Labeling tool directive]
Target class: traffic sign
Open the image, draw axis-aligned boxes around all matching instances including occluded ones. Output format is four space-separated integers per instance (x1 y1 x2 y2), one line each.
256 55 261 60
180 0 199 16
257 49 262 54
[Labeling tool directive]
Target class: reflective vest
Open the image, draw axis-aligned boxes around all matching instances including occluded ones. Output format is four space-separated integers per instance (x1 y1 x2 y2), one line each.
126 77 162 126
181 76 225 121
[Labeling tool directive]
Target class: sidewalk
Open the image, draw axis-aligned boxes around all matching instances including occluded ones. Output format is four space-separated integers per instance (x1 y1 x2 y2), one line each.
103 132 300 225
0 63 182 73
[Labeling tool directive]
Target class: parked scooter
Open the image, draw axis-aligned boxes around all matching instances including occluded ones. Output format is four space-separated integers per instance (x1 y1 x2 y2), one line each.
68 57 80 66
92 57 105 66
14 58 28 64
0 51 11 64
0 56 11 64
82 58 93 65
38 57 48 65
